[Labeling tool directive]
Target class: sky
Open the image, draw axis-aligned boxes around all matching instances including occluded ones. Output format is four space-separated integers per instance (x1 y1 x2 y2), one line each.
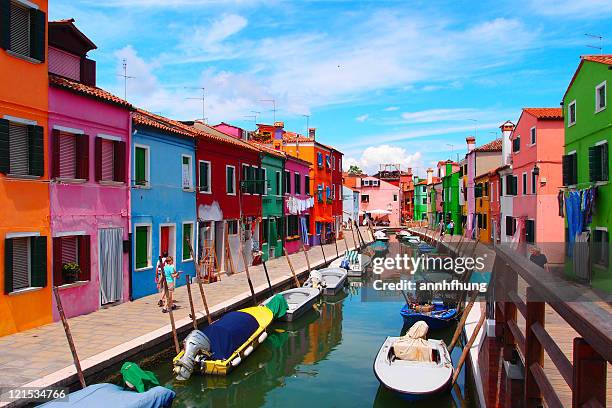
50 0 612 176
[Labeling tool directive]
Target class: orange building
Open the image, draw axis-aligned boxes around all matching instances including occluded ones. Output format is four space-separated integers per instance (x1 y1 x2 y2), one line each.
0 0 51 336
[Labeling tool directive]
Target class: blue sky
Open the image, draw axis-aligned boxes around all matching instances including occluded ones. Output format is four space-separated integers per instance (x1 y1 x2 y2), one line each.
50 0 612 176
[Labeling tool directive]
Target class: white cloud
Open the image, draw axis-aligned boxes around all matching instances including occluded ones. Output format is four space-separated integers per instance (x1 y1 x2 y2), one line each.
401 108 480 124
198 14 248 46
384 106 399 111
344 145 422 175
355 114 369 122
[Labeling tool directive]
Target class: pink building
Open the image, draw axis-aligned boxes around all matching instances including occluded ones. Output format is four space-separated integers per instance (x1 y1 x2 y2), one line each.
48 20 132 319
213 122 247 140
510 108 564 259
356 176 400 227
284 155 313 254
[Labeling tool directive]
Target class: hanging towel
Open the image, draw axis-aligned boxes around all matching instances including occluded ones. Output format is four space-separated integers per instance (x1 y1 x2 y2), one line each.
573 231 590 281
557 190 564 217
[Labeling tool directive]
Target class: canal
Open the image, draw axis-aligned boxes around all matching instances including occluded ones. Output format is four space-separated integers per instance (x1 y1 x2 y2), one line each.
148 238 477 407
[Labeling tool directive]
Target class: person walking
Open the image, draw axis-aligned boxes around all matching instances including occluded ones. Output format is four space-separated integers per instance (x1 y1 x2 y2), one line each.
448 220 455 236
155 252 168 307
162 256 179 313
438 219 446 239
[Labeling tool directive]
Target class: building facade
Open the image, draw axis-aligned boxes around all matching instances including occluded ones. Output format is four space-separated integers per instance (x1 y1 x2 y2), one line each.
441 161 462 234
474 172 491 244
357 176 400 227
331 148 343 238
413 178 428 221
259 146 285 261
284 154 313 255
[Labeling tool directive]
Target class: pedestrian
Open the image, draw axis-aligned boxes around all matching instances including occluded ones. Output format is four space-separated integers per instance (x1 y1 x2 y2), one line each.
438 219 445 238
155 252 168 307
162 256 179 313
448 220 455 236
529 247 548 269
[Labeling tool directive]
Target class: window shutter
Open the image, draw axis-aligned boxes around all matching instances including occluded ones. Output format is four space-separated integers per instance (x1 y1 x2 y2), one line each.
78 235 90 281
588 146 598 182
113 140 125 182
29 8 45 62
4 238 13 294
135 147 145 185
95 137 102 181
59 132 76 178
135 227 148 269
0 118 9 173
562 155 571 186
52 237 62 286
77 135 89 180
30 236 47 288
27 125 44 176
51 129 60 178
602 144 608 182
0 0 8 50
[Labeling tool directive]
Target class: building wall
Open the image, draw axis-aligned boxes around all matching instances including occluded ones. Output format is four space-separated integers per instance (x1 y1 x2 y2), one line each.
490 172 501 242
442 163 462 234
331 150 343 236
475 175 491 244
358 176 400 227
261 153 284 260
285 157 312 255
131 126 196 300
0 0 51 336
499 168 514 242
48 87 131 318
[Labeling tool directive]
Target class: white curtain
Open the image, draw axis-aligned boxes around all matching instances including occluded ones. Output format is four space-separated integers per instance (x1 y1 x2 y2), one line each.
99 228 123 304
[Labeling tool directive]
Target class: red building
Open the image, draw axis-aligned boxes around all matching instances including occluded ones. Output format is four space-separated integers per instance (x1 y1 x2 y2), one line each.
330 148 344 238
190 121 262 274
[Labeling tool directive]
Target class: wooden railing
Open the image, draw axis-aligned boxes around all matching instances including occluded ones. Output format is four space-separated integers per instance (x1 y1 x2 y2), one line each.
491 245 611 408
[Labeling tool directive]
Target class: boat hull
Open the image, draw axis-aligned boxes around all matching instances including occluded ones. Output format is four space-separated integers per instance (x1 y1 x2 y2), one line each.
400 305 457 330
267 288 320 322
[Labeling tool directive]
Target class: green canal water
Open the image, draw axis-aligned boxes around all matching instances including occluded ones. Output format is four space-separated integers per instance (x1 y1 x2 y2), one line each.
149 240 477 407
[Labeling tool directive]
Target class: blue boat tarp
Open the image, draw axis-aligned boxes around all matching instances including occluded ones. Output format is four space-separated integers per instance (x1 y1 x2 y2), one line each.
39 383 175 408
203 310 259 360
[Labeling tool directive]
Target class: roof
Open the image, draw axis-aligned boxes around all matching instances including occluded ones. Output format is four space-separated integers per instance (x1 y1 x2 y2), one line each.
417 180 427 185
133 109 194 139
48 19 97 54
49 74 132 109
563 55 612 101
190 122 261 153
473 138 502 153
523 108 563 120
250 142 286 159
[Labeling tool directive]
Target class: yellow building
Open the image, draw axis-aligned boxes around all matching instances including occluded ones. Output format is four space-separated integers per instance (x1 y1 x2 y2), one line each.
474 172 491 244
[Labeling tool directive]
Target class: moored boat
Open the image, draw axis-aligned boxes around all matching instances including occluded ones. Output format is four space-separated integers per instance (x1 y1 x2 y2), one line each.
329 250 372 276
262 288 320 322
373 321 453 400
303 267 348 295
38 383 175 408
400 301 457 330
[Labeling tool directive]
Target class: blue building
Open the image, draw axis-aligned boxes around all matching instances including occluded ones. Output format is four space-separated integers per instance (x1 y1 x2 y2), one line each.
130 110 197 299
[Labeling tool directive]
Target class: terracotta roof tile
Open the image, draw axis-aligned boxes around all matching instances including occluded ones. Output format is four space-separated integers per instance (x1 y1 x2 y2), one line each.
133 109 195 139
582 55 612 65
189 122 261 153
250 141 286 159
523 107 563 120
50 74 132 109
473 138 502 152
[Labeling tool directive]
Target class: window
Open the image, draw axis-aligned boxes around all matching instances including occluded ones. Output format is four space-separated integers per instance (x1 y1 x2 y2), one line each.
182 223 194 261
4 234 47 293
276 217 283 239
363 179 370 186
241 164 250 194
317 184 323 202
505 174 518 196
95 137 125 183
483 214 487 230
372 179 380 187
2 1 45 62
393 194 398 201
593 228 609 268
133 145 149 186
284 170 291 195
332 156 336 170
361 194 369 203
562 151 578 186
422 197 427 205
286 215 299 237
262 168 267 196
484 182 489 197
522 173 527 195
305 175 310 195
512 136 521 153
317 152 323 167
294 172 301 194
53 235 91 286
475 183 482 198
0 118 44 177
531 171 536 194
588 142 608 182
530 127 536 145
500 177 504 196
325 155 331 168
595 81 606 113
568 100 576 126
275 171 281 195
226 165 236 195
198 160 211 193
226 220 238 235
261 218 268 243
505 216 515 236
135 225 151 270
182 155 193 190
525 219 535 243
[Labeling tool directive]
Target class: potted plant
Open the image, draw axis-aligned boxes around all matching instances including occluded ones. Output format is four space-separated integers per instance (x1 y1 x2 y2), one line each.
62 262 81 284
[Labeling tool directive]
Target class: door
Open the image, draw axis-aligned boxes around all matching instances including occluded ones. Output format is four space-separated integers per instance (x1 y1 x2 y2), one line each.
99 227 123 305
215 221 225 272
160 226 170 256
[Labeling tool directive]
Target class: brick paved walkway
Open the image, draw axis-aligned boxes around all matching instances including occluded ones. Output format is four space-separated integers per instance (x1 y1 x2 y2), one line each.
0 228 372 406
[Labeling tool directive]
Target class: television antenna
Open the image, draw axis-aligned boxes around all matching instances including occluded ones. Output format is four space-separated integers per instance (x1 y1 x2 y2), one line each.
185 87 206 122
259 99 277 122
466 118 478 138
585 33 603 54
301 114 310 135
118 59 135 100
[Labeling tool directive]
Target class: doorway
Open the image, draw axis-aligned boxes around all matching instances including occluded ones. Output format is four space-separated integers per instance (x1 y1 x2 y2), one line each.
99 227 123 305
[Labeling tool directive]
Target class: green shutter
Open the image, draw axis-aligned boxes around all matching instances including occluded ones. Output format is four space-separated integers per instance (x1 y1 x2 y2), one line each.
0 0 8 50
183 224 192 260
135 147 146 185
27 125 44 176
0 118 9 174
30 236 47 287
29 8 45 62
135 226 148 269
602 144 609 182
4 238 13 294
588 146 599 182
227 167 233 193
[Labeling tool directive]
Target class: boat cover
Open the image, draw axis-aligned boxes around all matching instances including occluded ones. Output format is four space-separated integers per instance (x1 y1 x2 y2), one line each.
265 294 289 319
120 361 160 393
203 311 260 360
39 383 175 408
393 321 432 362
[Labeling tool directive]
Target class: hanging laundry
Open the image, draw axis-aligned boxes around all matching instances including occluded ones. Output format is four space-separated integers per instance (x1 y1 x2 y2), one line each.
557 190 564 217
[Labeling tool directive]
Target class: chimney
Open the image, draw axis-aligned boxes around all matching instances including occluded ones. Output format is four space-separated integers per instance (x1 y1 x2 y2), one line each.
426 168 433 184
308 128 316 139
466 136 476 152
499 121 515 165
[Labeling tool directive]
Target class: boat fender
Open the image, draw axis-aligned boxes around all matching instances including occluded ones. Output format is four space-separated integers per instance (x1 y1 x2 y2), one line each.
244 345 254 356
231 356 242 367
258 331 268 343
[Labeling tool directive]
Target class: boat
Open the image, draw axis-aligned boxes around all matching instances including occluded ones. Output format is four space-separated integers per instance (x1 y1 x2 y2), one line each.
173 305 275 379
397 231 421 244
373 230 390 242
373 321 453 400
303 267 348 295
328 250 372 276
400 301 458 330
262 287 320 322
39 383 175 408
371 241 389 256
417 242 436 254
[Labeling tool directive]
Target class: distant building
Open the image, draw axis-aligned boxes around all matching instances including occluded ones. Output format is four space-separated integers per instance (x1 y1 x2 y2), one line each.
355 176 400 227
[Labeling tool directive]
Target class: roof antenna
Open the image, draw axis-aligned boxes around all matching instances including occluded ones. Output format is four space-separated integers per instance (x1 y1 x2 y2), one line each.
185 87 206 123
585 33 603 54
118 58 135 100
259 99 277 122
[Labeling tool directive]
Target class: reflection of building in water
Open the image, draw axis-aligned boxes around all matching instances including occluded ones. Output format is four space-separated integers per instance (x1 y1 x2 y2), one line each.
303 300 344 364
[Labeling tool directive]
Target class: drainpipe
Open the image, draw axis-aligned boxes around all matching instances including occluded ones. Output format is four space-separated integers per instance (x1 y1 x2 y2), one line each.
128 232 133 301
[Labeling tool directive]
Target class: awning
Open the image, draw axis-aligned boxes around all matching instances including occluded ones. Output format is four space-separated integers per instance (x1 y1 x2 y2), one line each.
314 216 333 222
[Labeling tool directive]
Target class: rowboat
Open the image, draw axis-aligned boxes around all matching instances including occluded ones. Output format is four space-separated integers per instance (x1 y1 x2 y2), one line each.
400 301 458 330
39 383 175 408
417 242 436 254
173 306 274 379
371 241 389 256
328 250 372 276
303 267 348 295
373 321 453 400
262 287 320 322
397 231 421 244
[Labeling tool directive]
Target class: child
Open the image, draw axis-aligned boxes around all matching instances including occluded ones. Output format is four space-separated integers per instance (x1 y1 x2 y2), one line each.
155 253 167 307
162 256 179 313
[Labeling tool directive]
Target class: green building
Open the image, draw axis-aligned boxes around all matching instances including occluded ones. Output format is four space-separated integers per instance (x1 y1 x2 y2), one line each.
562 55 611 290
260 149 285 261
442 161 462 235
413 178 428 221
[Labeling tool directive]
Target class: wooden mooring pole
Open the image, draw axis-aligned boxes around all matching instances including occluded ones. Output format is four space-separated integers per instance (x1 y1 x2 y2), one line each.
318 234 327 264
53 287 86 389
452 310 486 386
187 238 212 324
185 276 198 330
161 278 180 354
284 247 301 288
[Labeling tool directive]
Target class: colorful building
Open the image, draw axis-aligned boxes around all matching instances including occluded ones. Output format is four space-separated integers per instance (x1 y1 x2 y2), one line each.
413 178 428 221
474 172 491 244
1 0 50 336
342 185 359 227
400 169 415 223
284 154 313 255
498 121 516 242
441 161 462 234
330 149 344 238
489 167 502 243
48 20 133 317
258 144 285 261
356 176 400 227
130 110 196 299
562 55 611 289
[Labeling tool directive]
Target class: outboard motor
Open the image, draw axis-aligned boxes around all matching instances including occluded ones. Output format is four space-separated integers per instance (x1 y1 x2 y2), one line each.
173 330 211 380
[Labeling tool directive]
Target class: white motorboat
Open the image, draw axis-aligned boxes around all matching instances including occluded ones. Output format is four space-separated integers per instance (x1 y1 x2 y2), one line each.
329 251 372 276
262 287 320 322
303 267 348 295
